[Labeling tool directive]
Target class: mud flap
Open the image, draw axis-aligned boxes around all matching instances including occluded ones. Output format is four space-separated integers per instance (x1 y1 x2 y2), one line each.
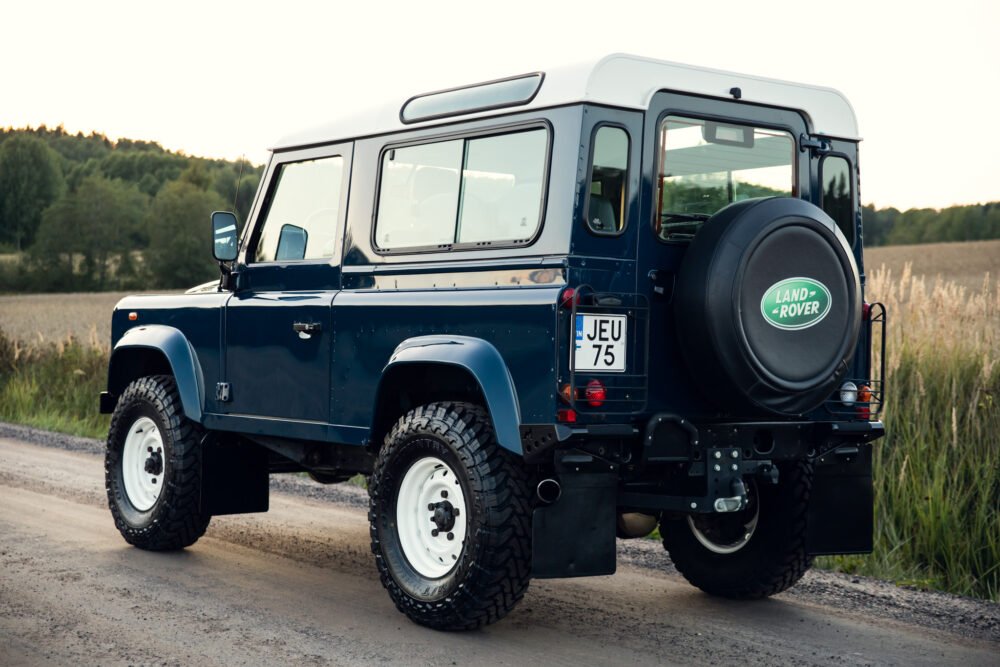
806 444 873 555
531 472 617 578
201 437 269 516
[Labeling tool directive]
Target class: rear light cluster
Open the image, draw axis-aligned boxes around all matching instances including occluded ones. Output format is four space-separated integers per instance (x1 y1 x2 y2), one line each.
556 286 606 423
839 380 873 420
557 379 607 423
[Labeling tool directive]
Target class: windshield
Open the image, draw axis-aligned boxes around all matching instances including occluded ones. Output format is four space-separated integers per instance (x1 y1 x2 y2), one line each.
656 116 795 240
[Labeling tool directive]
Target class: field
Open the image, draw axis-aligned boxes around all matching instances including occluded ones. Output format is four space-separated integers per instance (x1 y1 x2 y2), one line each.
1 239 998 599
0 291 150 344
866 238 1000 292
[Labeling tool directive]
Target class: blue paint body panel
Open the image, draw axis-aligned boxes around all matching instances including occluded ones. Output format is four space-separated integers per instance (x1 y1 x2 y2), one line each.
109 324 207 422
380 335 523 452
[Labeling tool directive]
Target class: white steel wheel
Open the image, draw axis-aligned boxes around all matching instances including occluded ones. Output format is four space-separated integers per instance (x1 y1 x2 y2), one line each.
395 456 468 578
686 481 760 555
120 416 165 511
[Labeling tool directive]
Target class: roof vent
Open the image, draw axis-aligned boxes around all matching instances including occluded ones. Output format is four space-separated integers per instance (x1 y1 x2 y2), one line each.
401 73 544 124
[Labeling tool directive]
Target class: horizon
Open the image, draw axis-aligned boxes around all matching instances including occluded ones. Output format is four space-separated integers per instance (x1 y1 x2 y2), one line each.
2 1 997 211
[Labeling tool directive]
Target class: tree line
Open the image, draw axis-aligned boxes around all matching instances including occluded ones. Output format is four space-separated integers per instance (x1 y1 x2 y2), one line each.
1 126 997 293
0 126 261 292
861 202 1000 246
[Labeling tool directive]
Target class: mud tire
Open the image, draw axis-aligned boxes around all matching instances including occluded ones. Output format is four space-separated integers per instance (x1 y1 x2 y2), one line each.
105 375 210 550
369 402 532 631
662 462 813 599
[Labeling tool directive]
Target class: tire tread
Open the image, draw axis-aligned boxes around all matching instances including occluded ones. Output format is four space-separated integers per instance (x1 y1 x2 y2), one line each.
369 401 532 630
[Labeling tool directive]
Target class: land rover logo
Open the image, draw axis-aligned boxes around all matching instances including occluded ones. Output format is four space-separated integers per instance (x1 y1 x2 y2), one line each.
760 277 831 330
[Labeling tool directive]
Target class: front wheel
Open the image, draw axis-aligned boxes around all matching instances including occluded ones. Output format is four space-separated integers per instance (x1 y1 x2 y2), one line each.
661 461 813 598
105 375 211 550
369 402 532 630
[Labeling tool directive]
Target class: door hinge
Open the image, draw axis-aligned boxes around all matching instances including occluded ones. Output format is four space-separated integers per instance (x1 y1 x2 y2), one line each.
216 382 231 402
800 134 832 154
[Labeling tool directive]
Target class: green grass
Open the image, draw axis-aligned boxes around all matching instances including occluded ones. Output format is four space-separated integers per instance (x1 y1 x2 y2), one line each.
817 342 999 600
0 329 110 439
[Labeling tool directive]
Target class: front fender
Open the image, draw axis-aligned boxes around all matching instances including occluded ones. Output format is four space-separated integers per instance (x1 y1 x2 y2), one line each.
382 335 522 454
108 325 205 423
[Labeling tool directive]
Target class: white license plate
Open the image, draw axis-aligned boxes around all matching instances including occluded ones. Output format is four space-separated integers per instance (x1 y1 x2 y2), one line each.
574 314 627 372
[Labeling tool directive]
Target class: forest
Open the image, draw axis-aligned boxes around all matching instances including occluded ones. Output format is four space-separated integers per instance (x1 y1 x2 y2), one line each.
0 126 261 292
0 126 997 293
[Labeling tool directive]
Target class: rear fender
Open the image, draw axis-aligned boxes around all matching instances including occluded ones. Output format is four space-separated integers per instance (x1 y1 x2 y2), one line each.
106 325 205 423
376 335 522 454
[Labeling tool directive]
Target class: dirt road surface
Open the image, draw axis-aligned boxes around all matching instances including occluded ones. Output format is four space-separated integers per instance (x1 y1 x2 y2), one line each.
1 425 997 666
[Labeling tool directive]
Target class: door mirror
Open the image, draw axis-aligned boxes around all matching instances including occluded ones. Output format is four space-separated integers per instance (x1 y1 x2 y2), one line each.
211 211 239 262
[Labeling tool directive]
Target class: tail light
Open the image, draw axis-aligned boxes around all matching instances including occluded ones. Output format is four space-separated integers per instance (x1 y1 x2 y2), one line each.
585 379 606 407
556 408 577 423
862 301 871 320
857 384 872 420
559 287 579 309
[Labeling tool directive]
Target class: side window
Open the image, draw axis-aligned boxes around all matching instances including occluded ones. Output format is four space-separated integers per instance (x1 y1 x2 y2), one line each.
821 155 854 244
586 126 629 234
253 155 344 263
375 127 547 251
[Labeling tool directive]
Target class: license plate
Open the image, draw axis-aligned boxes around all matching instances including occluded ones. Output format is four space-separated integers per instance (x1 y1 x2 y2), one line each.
574 314 627 372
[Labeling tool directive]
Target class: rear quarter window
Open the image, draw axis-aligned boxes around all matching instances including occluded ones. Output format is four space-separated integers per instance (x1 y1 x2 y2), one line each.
375 127 548 252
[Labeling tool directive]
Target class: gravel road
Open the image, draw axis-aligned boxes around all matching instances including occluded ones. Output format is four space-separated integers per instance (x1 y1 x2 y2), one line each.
1 422 997 666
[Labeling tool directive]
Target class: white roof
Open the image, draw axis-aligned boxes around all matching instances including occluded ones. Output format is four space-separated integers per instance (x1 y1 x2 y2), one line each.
274 53 859 150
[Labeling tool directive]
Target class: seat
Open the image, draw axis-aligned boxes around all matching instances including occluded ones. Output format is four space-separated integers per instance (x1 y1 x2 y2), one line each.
589 195 617 232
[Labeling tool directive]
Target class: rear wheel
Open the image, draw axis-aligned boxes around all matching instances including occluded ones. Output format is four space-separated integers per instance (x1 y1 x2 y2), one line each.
369 402 532 630
662 462 813 598
105 375 210 550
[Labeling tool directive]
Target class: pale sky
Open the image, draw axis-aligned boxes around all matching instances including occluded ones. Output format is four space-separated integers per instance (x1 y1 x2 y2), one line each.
2 0 997 211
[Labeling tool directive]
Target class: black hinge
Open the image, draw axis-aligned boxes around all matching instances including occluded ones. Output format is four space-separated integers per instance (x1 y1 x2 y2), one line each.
216 382 231 402
800 134 832 154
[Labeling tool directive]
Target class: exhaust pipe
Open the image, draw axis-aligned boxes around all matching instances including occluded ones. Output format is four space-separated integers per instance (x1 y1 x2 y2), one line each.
536 478 562 504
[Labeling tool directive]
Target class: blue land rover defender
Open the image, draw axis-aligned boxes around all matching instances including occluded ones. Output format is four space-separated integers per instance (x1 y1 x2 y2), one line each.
101 54 886 630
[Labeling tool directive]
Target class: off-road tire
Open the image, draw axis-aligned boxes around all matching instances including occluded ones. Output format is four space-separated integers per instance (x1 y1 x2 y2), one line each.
662 461 813 598
369 402 532 631
105 375 211 550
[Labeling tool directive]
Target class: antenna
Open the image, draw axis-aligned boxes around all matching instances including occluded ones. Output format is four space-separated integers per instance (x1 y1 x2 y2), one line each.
232 154 246 222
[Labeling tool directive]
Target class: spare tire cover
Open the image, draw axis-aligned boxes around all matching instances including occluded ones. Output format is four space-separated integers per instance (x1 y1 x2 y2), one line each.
673 197 861 415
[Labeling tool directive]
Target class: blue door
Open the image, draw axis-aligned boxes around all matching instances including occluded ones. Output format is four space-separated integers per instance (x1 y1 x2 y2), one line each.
223 145 352 426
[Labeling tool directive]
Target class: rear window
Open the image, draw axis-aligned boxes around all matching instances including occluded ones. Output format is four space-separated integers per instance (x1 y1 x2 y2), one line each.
656 116 795 240
375 128 548 252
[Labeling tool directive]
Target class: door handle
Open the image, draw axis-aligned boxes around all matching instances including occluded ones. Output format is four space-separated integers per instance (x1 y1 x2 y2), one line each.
292 322 322 340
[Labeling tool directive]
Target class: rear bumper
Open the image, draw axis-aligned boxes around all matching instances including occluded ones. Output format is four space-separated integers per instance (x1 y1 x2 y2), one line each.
520 417 884 464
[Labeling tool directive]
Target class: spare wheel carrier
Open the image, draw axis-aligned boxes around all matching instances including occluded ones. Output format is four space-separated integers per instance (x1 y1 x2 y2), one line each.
673 197 862 416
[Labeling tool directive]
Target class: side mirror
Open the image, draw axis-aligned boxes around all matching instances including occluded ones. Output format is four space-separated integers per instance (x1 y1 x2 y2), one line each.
211 211 239 262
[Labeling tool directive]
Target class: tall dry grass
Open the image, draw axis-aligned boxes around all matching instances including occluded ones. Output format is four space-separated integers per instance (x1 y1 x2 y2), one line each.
819 264 1000 600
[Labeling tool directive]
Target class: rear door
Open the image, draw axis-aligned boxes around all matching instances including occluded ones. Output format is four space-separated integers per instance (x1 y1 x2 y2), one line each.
637 93 810 415
223 143 352 427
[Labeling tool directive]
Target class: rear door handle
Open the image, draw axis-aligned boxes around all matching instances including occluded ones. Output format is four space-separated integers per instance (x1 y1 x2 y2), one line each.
292 322 322 339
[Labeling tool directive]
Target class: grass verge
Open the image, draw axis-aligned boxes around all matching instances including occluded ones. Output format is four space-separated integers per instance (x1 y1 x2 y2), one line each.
0 328 110 439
